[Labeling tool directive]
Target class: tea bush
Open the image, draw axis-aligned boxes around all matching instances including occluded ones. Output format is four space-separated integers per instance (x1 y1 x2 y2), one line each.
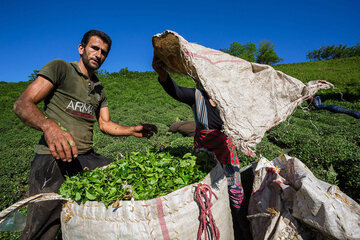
0 57 359 240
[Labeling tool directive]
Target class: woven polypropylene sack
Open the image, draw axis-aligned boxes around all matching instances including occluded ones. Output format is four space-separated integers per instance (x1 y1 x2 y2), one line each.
152 30 333 156
60 161 234 240
248 155 360 240
247 156 314 240
273 155 360 240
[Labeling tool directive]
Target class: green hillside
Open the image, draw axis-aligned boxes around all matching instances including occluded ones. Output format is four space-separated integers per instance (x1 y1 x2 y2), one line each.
275 56 360 99
0 57 359 238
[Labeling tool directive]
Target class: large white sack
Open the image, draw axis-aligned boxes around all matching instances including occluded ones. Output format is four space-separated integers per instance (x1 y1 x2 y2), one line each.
274 154 360 240
152 30 333 156
247 156 314 240
248 154 360 240
60 161 234 240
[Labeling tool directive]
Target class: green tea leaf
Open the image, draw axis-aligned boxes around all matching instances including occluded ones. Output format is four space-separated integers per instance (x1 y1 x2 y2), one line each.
174 178 184 185
86 190 96 200
75 192 81 201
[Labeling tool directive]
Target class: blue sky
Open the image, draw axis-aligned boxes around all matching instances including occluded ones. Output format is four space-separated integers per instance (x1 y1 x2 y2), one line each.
1 0 359 82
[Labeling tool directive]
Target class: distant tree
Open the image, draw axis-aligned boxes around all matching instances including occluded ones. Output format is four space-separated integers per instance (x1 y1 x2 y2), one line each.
314 49 321 61
349 43 360 56
256 41 283 65
28 70 39 81
119 67 129 74
220 40 282 65
220 41 257 62
306 50 315 61
307 43 359 61
333 44 348 59
320 45 334 60
95 69 110 78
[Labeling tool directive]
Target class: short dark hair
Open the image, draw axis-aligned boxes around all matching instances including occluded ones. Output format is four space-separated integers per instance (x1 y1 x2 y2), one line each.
81 30 112 53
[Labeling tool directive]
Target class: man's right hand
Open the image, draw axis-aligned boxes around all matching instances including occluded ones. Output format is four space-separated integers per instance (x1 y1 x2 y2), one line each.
152 53 168 82
43 119 78 162
13 76 78 162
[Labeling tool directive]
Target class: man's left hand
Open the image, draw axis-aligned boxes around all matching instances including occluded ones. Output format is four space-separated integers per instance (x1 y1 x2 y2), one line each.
133 124 158 138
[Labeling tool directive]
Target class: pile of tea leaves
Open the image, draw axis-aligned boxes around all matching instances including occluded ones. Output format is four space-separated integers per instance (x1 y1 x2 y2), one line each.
59 151 215 207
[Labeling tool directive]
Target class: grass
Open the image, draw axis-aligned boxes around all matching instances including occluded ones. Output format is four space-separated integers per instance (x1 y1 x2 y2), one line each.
0 57 359 239
275 56 360 100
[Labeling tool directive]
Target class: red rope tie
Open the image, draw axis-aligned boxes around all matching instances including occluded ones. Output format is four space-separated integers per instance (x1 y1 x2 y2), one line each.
196 183 220 240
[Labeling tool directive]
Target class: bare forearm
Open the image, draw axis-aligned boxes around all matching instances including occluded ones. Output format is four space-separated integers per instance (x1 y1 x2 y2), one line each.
13 76 78 161
13 98 54 132
100 121 137 136
98 106 157 139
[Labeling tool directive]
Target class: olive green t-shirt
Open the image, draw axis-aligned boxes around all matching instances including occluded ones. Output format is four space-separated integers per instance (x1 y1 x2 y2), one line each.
35 59 108 154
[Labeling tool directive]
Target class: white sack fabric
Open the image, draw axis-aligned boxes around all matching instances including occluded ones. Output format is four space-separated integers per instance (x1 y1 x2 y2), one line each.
248 154 360 240
60 162 234 240
152 30 333 156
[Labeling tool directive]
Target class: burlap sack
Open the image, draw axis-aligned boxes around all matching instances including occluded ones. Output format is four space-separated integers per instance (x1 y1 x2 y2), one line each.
152 30 333 156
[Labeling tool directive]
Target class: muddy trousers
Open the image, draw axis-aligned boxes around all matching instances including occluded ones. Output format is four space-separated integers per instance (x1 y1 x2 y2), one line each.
19 151 113 240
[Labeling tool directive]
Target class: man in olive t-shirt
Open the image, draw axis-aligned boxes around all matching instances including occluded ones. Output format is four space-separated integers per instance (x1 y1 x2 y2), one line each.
35 59 109 155
14 30 157 240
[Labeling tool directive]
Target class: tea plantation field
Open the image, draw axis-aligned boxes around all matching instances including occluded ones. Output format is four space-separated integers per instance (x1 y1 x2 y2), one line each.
0 57 359 239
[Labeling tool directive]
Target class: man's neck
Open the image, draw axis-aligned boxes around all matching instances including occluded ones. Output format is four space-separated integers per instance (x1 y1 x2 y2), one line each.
78 59 94 79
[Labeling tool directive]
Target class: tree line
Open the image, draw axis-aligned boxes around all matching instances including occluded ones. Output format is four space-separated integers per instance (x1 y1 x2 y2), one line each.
220 41 282 65
220 41 360 65
28 42 359 81
306 43 360 61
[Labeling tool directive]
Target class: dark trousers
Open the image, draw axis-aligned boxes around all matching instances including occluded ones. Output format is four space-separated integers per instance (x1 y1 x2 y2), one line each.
313 96 360 119
19 151 113 240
